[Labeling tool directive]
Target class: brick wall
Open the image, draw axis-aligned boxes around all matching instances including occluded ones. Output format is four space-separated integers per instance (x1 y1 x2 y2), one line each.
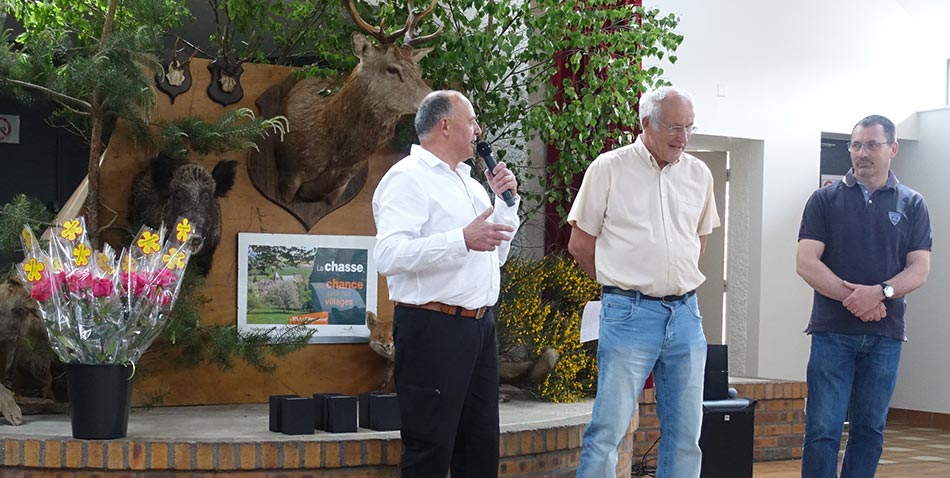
630 379 807 464
1 417 638 478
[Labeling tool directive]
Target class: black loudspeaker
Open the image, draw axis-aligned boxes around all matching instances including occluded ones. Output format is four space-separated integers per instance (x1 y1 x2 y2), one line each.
705 344 728 371
703 370 730 401
700 398 756 478
704 344 729 401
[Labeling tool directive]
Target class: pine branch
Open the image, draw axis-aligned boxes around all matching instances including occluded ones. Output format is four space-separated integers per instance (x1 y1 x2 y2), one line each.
0 78 92 112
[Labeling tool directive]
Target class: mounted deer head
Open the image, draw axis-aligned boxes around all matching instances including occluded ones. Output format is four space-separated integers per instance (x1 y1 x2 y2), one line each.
272 0 442 210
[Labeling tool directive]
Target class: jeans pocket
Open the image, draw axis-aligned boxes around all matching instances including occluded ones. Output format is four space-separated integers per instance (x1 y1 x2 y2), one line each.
396 383 442 439
602 296 636 322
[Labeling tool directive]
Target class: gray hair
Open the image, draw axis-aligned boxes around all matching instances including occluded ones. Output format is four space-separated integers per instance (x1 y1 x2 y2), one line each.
853 115 896 143
639 86 694 130
415 90 457 138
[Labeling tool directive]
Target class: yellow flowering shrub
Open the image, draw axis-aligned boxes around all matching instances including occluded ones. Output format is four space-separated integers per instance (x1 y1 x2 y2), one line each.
498 254 600 402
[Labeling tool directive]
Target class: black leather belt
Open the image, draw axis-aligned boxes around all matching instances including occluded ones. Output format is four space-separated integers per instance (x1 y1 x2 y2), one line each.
602 286 696 302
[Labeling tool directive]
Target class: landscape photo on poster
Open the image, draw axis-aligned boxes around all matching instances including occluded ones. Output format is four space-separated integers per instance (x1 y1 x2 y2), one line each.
236 233 377 343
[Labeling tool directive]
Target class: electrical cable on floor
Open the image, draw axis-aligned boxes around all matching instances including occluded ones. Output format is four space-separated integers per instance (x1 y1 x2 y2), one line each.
631 434 660 477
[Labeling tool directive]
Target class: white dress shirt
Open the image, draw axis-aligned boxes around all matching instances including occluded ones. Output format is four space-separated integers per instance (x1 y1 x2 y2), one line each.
373 145 520 309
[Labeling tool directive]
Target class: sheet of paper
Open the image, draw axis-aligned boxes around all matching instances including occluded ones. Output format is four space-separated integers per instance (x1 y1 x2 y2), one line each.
580 301 601 343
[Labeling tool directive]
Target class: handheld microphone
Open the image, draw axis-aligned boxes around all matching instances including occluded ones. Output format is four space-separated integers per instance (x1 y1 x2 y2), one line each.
475 141 516 207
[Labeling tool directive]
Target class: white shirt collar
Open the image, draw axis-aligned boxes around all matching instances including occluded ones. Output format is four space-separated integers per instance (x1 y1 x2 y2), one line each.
410 144 473 175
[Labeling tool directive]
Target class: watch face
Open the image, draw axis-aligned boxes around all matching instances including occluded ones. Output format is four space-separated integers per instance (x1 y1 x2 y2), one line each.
883 285 894 298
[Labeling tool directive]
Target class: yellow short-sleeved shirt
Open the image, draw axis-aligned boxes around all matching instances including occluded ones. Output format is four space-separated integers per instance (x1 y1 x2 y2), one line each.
567 137 720 297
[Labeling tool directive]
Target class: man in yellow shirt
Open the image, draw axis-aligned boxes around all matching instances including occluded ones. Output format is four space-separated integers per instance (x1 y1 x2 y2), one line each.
568 86 720 478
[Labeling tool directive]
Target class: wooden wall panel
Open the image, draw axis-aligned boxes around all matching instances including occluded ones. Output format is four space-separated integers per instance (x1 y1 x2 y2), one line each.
98 59 395 406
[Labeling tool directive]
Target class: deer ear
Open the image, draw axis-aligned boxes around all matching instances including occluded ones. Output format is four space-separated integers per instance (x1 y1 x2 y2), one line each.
412 47 434 62
352 32 375 58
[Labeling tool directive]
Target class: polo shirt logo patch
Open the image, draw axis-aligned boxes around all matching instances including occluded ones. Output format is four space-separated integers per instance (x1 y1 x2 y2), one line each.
889 211 902 226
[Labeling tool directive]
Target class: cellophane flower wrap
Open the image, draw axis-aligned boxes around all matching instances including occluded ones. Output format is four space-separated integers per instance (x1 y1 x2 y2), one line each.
17 216 197 364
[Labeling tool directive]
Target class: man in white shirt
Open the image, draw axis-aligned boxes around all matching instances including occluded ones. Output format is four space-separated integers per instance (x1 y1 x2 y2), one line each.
372 90 520 478
568 86 720 478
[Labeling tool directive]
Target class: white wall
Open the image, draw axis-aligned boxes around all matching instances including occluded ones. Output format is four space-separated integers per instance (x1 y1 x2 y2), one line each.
645 0 950 384
890 108 950 413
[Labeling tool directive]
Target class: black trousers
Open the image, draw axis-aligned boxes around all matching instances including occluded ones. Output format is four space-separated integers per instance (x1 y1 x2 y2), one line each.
393 306 500 478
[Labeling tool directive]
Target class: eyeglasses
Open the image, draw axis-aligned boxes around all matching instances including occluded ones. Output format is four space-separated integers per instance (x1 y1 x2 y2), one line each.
656 120 698 137
847 141 892 152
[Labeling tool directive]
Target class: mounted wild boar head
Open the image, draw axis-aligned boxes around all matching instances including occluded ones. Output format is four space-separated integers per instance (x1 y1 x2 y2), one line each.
128 155 237 275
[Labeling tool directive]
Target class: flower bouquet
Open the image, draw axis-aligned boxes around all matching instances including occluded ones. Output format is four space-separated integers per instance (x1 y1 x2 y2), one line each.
16 216 197 438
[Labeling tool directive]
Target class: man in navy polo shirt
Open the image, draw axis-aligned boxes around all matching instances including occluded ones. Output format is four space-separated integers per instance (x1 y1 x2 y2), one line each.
796 114 932 478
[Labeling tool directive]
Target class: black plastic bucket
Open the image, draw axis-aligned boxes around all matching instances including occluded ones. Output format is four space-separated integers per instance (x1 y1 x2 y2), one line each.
65 363 133 440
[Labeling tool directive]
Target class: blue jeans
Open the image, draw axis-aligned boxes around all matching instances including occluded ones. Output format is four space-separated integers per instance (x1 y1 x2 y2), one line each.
577 292 706 478
801 332 903 478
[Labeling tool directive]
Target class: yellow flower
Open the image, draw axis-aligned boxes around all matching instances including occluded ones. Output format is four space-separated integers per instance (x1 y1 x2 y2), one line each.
176 219 193 242
137 231 161 255
73 243 91 266
24 258 45 282
60 219 83 241
97 252 114 274
162 247 187 270
120 254 136 273
21 228 33 249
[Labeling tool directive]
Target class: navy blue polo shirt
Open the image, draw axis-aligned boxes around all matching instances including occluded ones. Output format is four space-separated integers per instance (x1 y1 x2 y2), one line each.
798 170 932 341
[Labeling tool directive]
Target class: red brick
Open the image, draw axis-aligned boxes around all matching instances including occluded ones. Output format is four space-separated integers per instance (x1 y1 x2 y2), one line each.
260 442 279 468
149 442 169 470
128 442 146 470
302 442 321 468
195 442 213 469
172 442 192 469
22 439 40 467
106 441 125 469
218 443 237 470
64 440 82 468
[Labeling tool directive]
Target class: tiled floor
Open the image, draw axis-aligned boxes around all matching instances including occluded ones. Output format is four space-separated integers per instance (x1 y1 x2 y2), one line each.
754 422 950 477
872 423 950 465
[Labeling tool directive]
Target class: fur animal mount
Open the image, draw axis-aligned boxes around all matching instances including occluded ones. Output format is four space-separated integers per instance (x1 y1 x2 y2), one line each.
247 0 443 229
128 155 237 276
0 277 56 425
365 311 394 390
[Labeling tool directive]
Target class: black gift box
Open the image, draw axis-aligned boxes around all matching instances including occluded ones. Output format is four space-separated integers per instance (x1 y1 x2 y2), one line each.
313 393 346 430
367 393 400 431
280 397 315 435
268 394 299 432
325 395 358 433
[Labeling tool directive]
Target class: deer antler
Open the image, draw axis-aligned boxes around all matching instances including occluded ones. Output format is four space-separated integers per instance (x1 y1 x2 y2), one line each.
404 0 443 47
343 0 442 47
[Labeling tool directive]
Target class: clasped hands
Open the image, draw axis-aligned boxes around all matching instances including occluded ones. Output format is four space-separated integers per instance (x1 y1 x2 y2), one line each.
842 281 886 322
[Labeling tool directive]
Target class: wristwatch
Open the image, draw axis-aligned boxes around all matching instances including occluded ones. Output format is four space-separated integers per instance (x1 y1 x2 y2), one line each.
880 283 895 299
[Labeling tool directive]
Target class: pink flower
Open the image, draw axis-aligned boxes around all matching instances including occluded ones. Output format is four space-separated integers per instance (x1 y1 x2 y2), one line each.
153 268 176 288
156 289 173 307
120 271 149 297
30 276 53 302
66 269 93 292
92 277 113 297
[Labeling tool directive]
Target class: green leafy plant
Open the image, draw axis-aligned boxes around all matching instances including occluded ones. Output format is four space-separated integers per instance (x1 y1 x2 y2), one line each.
0 195 54 264
521 1 683 218
152 269 315 373
370 0 682 222
498 254 600 402
155 107 289 160
0 0 191 244
202 0 354 69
